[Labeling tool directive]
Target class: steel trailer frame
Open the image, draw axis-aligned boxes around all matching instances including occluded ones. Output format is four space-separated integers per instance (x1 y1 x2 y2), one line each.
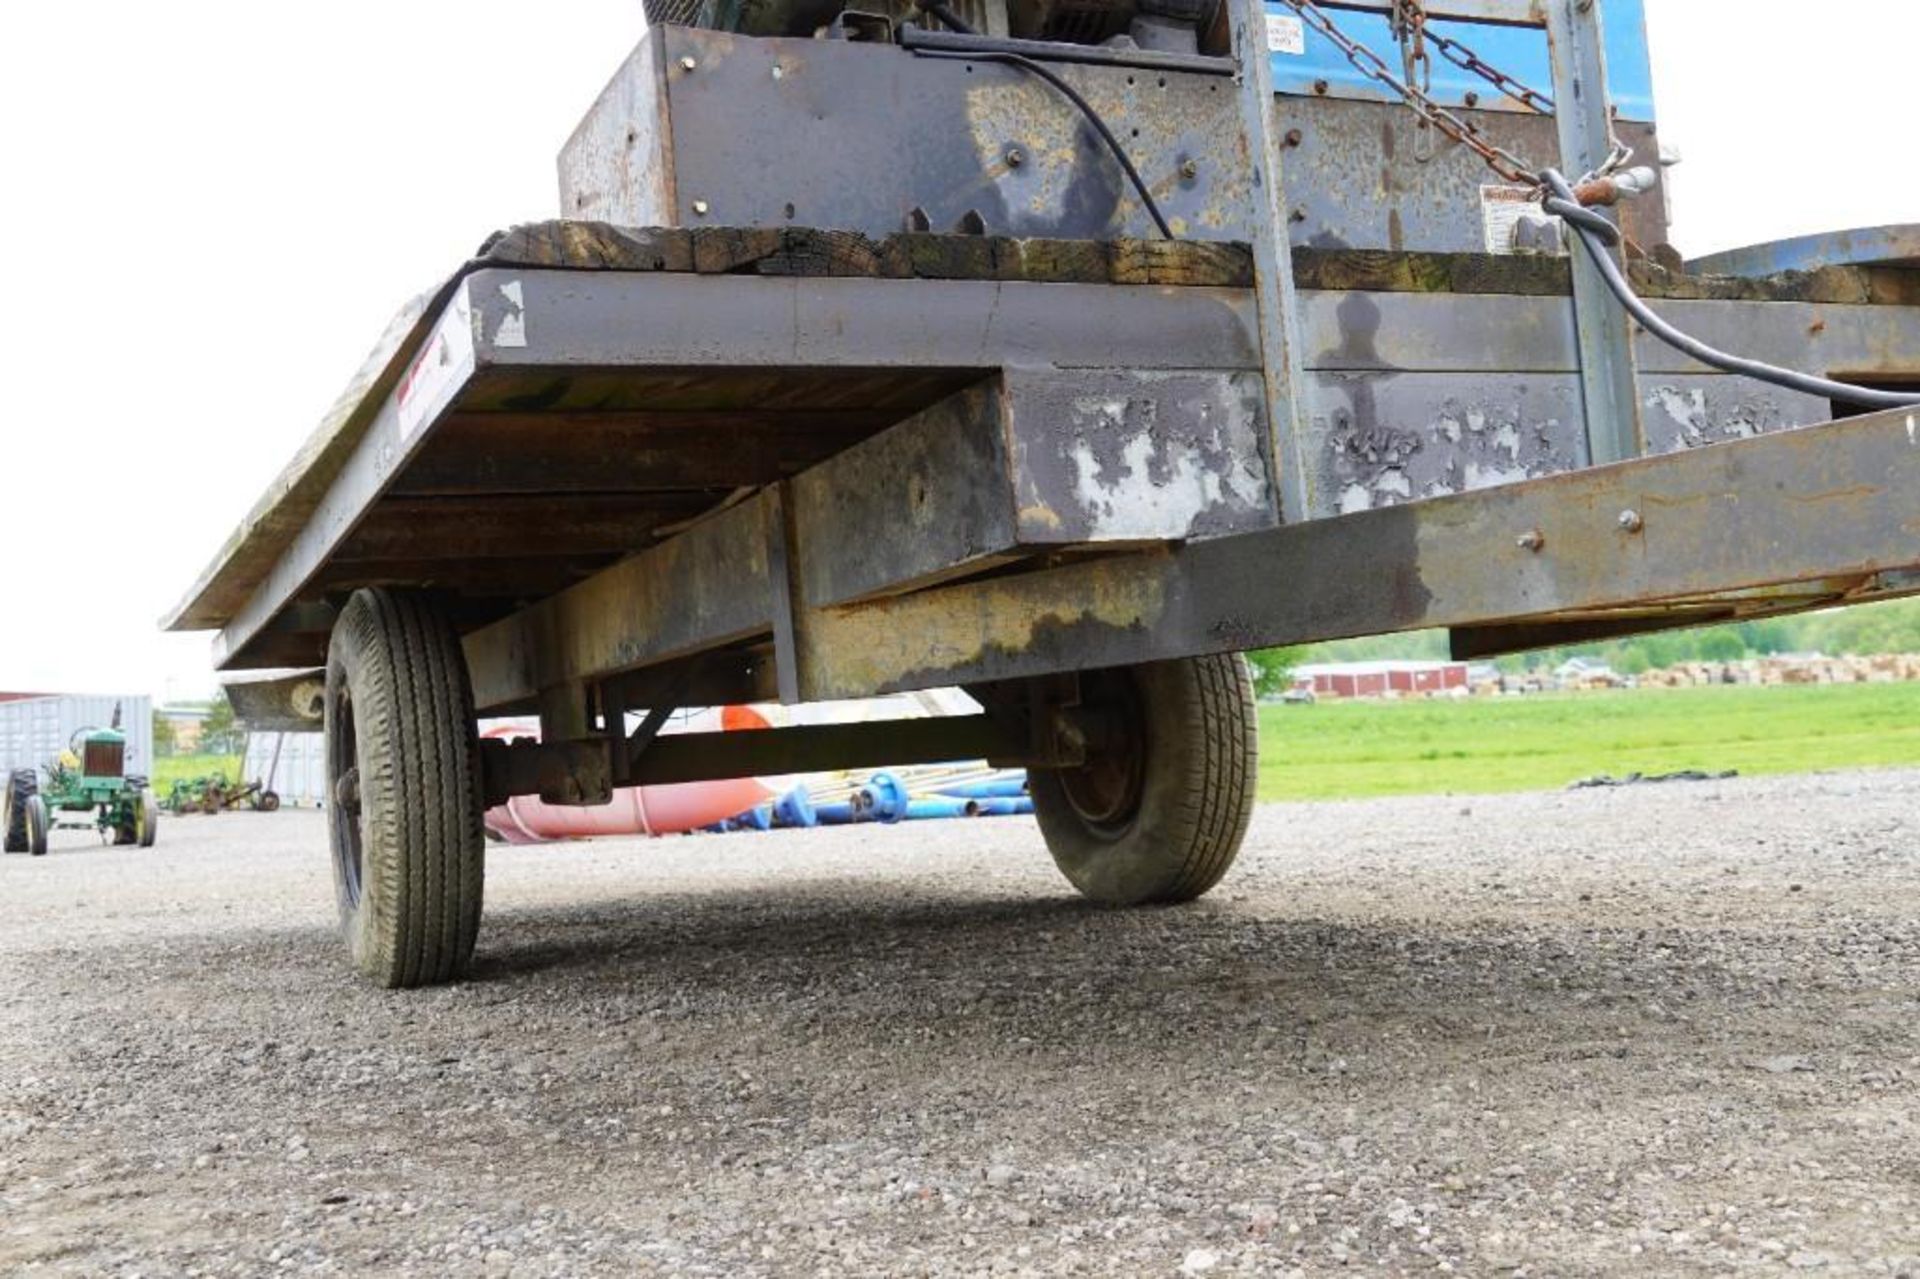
174 5 1920 885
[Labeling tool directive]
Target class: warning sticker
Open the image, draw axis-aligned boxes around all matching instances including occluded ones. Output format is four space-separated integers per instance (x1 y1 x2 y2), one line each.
1265 13 1305 54
1480 184 1538 255
397 285 476 441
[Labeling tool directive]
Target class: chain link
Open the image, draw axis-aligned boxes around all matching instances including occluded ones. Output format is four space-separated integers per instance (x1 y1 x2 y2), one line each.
1273 0 1634 190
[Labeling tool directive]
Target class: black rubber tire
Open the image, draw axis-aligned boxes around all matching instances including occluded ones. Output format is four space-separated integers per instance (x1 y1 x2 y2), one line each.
24 795 49 857
325 588 485 987
3 768 35 854
1030 654 1257 905
136 788 159 848
256 790 281 813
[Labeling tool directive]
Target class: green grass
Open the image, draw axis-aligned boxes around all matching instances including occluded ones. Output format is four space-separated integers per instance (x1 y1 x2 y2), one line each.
149 753 242 793
1256 682 1920 802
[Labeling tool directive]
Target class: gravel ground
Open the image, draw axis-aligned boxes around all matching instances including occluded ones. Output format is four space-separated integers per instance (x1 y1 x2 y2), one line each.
1 769 1917 1276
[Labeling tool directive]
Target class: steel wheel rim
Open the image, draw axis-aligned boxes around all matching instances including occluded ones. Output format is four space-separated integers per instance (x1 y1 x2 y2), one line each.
329 684 365 908
1057 669 1147 836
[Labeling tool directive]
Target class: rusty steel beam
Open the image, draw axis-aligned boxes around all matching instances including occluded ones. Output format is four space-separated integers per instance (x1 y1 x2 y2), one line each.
788 406 1920 698
461 491 776 714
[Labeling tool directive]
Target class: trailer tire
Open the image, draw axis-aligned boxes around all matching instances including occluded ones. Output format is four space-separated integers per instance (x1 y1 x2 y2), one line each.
325 588 484 988
24 795 49 857
1030 654 1256 906
3 769 35 854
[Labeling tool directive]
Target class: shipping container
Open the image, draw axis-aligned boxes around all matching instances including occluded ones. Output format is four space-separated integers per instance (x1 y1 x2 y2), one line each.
241 731 325 807
0 694 154 780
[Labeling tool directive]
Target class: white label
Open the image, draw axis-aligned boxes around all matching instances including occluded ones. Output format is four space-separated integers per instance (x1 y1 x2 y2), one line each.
1265 13 1305 54
1480 184 1540 255
396 284 476 441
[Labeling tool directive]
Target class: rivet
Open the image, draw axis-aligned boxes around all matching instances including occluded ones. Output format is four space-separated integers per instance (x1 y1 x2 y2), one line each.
1618 509 1643 533
680 55 698 71
1516 529 1545 552
692 199 710 216
1283 128 1304 148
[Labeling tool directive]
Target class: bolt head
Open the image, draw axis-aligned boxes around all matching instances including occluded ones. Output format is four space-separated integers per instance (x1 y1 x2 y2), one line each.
1004 146 1024 168
680 55 697 71
1617 509 1644 533
1180 159 1199 180
691 199 710 216
1516 529 1545 552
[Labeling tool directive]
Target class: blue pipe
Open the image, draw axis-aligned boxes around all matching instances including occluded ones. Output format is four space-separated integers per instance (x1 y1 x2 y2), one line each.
966 796 1035 817
933 774 1029 800
771 785 818 828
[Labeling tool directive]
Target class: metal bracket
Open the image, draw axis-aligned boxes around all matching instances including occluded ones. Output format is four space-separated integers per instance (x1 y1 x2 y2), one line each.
1546 0 1644 464
1232 0 1315 523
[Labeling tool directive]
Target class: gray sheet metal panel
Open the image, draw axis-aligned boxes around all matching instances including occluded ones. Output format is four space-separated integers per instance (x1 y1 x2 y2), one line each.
655 28 1251 241
1278 107 1662 256
0 695 154 780
767 366 1275 608
1297 290 1920 375
557 29 1664 255
1004 367 1274 541
464 269 1263 371
559 33 675 224
1302 371 1829 516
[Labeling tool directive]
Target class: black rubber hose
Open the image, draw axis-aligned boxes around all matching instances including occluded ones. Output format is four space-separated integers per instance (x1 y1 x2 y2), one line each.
1540 169 1920 410
908 3 1174 239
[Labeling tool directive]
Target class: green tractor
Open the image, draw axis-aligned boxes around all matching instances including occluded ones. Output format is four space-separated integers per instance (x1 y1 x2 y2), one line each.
3 717 159 856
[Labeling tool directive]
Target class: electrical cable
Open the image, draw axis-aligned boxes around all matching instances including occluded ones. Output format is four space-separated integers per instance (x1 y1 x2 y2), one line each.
1540 169 1920 411
908 4 1175 238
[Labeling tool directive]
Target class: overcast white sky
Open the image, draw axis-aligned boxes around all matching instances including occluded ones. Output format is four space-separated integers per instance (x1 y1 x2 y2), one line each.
0 1 1914 703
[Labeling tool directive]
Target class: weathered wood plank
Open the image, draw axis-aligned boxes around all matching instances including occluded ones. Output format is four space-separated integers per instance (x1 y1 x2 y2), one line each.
332 494 718 562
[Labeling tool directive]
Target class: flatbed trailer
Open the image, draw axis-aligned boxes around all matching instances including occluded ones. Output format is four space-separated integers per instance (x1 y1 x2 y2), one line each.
171 2 1920 986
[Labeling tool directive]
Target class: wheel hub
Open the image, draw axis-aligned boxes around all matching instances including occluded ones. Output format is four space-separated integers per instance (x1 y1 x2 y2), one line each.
1055 670 1147 834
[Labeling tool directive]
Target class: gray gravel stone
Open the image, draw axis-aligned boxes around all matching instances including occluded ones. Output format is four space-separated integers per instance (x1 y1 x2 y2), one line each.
1 770 1917 1274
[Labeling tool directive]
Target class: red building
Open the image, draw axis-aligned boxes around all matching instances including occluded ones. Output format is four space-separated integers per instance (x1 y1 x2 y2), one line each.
1292 661 1468 700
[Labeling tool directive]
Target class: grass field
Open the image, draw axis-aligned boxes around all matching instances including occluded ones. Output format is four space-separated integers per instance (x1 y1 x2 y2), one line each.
1256 682 1920 801
149 753 242 793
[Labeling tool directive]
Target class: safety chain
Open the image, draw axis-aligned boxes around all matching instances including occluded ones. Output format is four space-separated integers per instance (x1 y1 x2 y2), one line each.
1425 24 1554 115
1274 0 1632 189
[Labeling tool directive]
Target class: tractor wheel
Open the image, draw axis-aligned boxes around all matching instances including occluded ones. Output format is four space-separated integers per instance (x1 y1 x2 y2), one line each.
3 769 35 854
1029 654 1257 906
256 790 281 813
325 588 484 988
24 795 49 857
135 788 159 848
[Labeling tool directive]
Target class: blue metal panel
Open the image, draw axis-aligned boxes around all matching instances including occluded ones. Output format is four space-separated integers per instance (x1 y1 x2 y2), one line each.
1688 226 1920 278
1266 0 1656 123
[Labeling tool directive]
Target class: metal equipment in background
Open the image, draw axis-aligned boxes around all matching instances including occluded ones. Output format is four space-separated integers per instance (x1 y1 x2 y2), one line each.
169 0 1920 987
163 774 281 816
4 708 159 854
